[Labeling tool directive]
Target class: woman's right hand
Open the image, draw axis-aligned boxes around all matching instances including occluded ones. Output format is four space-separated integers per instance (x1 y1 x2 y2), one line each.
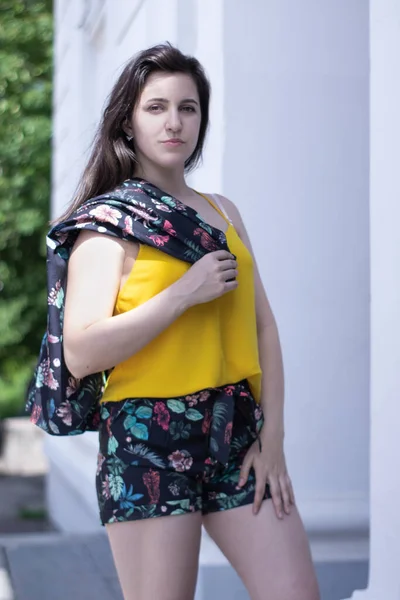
174 250 238 309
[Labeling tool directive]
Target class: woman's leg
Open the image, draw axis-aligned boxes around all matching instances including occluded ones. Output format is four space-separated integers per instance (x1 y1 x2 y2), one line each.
203 500 320 600
106 511 203 600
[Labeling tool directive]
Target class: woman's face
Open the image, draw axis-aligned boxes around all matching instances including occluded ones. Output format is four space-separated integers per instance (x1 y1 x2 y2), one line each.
129 71 202 173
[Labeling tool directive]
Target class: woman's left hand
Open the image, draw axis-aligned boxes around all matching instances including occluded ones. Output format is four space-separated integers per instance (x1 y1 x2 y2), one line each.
237 428 295 519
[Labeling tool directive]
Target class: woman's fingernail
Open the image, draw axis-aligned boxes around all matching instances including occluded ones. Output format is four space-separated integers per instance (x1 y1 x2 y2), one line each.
238 478 245 487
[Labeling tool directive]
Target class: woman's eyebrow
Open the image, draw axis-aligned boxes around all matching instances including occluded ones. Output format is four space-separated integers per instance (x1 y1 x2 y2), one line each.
145 97 199 105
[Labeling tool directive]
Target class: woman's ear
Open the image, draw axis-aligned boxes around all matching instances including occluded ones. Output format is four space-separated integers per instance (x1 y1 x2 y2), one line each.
121 117 133 138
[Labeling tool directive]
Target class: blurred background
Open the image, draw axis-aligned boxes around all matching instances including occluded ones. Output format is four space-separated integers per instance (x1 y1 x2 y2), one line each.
0 0 54 535
0 1 399 599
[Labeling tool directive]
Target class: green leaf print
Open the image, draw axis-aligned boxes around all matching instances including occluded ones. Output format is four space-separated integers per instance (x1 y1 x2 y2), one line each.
183 239 203 261
100 406 110 420
166 498 191 510
210 438 219 454
108 435 119 454
160 195 177 207
109 474 124 502
57 248 69 260
169 421 191 440
130 422 149 440
107 456 127 477
211 402 228 430
135 406 152 419
170 509 189 515
48 420 60 434
123 415 137 431
167 399 186 414
54 286 64 309
127 443 166 468
196 219 213 235
185 408 203 421
220 490 250 510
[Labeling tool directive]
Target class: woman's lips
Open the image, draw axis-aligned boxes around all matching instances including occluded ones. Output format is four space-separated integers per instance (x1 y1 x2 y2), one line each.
162 139 184 146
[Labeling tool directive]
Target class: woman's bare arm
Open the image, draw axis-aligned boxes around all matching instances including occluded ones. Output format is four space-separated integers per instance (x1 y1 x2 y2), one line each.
215 194 285 436
63 229 237 379
63 230 189 379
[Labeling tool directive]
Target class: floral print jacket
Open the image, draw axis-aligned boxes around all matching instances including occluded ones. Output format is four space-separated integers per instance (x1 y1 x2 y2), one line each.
26 178 233 436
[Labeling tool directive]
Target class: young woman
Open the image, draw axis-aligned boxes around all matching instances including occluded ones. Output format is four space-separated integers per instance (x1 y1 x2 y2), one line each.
61 43 320 600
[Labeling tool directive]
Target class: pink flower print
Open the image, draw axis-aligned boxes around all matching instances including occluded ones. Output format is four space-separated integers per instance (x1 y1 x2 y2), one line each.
183 456 193 470
102 475 111 500
224 422 233 445
66 376 79 399
48 280 64 308
89 205 122 226
185 394 198 407
96 453 105 476
153 402 170 431
130 206 157 223
163 220 176 236
73 212 90 222
55 232 68 244
154 202 171 212
168 482 180 496
37 358 59 390
143 470 161 504
47 334 59 344
123 215 133 236
198 391 211 403
91 410 100 430
254 406 263 422
193 227 219 251
149 234 170 247
161 506 167 513
56 402 72 426
224 385 235 396
202 409 212 435
168 449 193 472
30 404 42 425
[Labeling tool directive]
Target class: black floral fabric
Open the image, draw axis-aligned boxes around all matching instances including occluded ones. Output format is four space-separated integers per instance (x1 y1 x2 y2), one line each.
97 380 270 524
26 178 234 436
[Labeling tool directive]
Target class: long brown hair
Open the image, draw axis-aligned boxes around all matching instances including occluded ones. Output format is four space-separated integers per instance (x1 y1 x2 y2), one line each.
54 43 211 224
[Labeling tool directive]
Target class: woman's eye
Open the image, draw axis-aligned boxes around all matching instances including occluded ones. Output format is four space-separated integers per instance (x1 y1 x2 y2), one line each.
181 106 196 112
149 105 162 112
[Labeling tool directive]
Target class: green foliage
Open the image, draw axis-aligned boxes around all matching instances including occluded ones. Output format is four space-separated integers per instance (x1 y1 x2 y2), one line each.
0 1 53 417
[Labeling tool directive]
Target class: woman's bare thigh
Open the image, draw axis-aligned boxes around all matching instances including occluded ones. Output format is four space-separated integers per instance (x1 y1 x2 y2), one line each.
203 500 320 600
106 511 203 600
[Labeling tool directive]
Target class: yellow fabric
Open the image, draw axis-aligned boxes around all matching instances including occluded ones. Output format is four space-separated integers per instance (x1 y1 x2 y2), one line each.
101 195 262 404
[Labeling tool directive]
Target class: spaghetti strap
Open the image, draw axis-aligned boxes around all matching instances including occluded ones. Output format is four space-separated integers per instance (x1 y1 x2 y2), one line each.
210 194 233 224
198 192 233 225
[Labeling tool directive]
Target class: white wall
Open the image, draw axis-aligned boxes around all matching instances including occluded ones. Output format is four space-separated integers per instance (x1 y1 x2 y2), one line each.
366 0 400 594
49 0 370 563
222 0 370 508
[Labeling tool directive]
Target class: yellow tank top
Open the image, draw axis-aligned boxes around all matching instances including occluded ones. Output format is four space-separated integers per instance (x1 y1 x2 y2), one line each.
101 194 262 403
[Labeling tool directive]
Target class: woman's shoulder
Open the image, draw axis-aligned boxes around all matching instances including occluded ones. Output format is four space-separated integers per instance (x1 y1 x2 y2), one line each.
205 192 243 232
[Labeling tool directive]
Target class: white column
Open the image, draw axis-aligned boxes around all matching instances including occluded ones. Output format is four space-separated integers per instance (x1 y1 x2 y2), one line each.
188 0 225 194
222 0 370 562
346 1 400 598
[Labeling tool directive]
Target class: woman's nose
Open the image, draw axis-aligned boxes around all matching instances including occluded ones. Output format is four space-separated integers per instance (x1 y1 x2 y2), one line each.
166 109 182 132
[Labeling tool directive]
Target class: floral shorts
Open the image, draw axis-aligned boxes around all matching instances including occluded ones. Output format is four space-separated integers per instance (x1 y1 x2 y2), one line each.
96 379 271 525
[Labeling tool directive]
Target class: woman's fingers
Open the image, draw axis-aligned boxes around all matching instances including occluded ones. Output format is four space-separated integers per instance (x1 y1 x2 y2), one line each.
252 476 266 515
279 474 292 515
287 475 296 505
268 475 284 519
237 454 252 488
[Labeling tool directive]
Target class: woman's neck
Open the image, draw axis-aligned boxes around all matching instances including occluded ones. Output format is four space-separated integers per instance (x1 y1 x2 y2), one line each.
134 163 191 200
